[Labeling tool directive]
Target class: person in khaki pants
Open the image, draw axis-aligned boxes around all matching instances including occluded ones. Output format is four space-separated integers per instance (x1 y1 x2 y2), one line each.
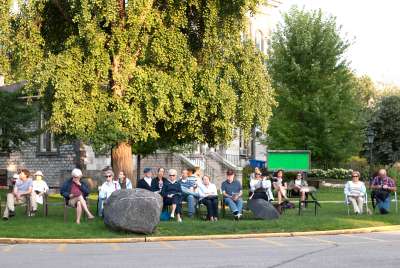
3 169 37 220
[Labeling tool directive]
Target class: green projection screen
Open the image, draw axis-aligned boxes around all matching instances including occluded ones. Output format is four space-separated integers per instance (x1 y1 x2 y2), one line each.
267 150 311 172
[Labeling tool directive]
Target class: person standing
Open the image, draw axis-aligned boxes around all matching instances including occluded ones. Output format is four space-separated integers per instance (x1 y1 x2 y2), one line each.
198 175 219 221
370 169 397 214
98 170 121 217
60 168 95 224
221 170 243 220
3 169 36 220
137 168 153 191
344 171 366 214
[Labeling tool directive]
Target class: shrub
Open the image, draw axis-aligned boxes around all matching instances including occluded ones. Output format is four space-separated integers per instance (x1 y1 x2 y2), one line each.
309 168 353 180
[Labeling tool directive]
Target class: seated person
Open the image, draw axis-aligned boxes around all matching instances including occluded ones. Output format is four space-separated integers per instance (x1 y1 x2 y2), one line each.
198 175 219 221
221 170 243 220
98 170 121 217
370 169 397 214
344 171 366 214
249 171 273 202
273 170 288 204
161 169 183 222
118 171 133 189
137 167 153 191
151 167 167 193
3 169 36 220
60 168 95 224
288 172 309 202
32 170 49 207
179 168 200 218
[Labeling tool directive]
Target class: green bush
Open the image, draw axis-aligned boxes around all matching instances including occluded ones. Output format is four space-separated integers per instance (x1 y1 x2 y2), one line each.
309 168 353 180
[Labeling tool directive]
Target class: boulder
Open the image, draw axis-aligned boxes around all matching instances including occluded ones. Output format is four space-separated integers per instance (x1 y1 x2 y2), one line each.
103 188 163 234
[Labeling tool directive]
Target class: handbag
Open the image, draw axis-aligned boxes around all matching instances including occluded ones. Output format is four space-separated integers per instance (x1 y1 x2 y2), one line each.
160 210 170 221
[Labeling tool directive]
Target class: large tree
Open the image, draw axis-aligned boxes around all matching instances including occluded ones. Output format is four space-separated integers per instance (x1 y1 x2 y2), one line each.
366 95 400 165
266 7 364 167
2 1 275 180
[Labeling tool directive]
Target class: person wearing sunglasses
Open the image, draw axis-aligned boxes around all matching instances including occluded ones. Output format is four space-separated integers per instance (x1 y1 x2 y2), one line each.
160 169 183 222
344 171 366 214
98 170 121 217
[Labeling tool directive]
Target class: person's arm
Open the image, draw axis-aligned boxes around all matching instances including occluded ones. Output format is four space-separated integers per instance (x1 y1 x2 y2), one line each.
388 179 397 192
221 184 230 198
249 179 257 192
60 181 70 199
126 179 133 189
344 182 350 196
99 184 107 199
80 182 90 196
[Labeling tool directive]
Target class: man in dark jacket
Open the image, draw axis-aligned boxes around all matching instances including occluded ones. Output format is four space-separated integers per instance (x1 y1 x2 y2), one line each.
161 169 183 222
60 168 94 224
137 167 153 191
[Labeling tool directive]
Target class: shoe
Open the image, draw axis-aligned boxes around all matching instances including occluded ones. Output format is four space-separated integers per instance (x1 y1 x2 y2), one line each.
234 215 239 221
170 213 175 219
2 217 8 221
237 213 242 219
177 218 182 223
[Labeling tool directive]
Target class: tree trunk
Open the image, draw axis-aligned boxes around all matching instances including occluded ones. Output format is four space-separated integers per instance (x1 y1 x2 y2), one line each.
136 154 141 182
112 142 135 186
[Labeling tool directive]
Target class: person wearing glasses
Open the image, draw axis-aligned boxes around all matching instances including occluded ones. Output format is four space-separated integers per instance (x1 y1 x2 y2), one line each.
60 168 95 224
161 169 183 222
249 170 273 202
288 173 309 205
98 170 121 217
344 171 367 214
198 175 219 221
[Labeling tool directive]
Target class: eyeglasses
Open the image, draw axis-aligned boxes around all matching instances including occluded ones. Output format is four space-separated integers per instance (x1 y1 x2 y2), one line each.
169 174 176 177
105 175 113 178
352 175 359 178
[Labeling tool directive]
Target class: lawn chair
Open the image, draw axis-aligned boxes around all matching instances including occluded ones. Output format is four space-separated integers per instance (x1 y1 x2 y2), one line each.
345 193 369 215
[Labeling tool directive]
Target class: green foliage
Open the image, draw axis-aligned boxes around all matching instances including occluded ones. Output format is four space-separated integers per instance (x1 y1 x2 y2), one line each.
0 91 38 152
3 0 276 154
266 7 365 166
367 95 400 165
309 168 353 180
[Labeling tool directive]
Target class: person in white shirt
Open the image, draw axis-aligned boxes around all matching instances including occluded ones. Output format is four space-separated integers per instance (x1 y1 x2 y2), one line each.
98 170 121 217
32 170 49 206
273 170 288 204
198 175 219 221
344 171 367 214
249 171 274 201
288 173 309 204
137 168 153 191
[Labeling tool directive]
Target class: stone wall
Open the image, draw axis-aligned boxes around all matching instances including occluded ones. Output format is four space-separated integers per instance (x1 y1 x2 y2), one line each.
0 122 78 186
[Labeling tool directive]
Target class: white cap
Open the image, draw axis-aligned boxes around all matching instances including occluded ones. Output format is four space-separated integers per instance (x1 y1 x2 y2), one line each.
71 168 83 178
34 170 44 177
12 174 19 179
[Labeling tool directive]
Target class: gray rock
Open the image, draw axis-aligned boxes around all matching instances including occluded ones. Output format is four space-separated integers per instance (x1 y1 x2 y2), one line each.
103 188 163 234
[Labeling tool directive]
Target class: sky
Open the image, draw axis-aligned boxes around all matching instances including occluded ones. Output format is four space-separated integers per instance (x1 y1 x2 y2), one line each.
274 0 400 86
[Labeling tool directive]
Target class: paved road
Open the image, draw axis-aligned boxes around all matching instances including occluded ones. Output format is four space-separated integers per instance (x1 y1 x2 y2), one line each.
1 231 400 268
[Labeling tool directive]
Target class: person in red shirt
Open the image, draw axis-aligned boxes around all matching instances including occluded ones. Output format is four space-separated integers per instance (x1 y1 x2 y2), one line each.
60 168 95 224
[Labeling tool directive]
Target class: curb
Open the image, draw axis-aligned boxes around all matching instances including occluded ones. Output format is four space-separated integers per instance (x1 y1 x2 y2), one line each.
1 225 400 244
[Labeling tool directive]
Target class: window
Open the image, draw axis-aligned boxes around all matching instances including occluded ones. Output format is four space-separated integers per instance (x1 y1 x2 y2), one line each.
38 112 57 154
255 30 264 52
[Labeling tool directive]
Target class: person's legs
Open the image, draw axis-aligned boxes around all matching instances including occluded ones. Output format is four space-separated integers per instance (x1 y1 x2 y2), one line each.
3 193 16 218
224 198 239 215
277 191 282 204
357 196 364 214
201 198 212 219
173 195 182 221
236 198 243 214
378 196 391 214
349 196 360 214
186 194 196 217
78 195 94 218
76 201 82 224
210 197 219 218
98 197 105 217
30 193 37 212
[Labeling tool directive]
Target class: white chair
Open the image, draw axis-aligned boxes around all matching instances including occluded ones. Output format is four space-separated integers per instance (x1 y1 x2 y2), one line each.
345 193 368 215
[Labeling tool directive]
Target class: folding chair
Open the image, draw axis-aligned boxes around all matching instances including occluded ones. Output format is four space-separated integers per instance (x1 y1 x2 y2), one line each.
345 193 368 215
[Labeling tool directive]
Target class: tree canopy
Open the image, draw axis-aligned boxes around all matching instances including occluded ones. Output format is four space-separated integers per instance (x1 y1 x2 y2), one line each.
266 7 365 167
1 1 276 177
367 95 400 165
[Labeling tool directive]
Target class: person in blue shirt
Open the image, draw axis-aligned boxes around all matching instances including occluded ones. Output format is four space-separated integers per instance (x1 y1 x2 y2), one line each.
221 170 243 220
179 169 200 218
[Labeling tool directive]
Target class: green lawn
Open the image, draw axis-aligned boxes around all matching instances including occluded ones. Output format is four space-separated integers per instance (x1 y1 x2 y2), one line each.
0 188 398 239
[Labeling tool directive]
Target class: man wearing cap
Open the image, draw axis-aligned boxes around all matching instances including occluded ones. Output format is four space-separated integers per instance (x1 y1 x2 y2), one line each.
137 167 153 191
32 170 49 206
98 170 121 217
221 170 243 220
3 169 36 220
60 168 94 224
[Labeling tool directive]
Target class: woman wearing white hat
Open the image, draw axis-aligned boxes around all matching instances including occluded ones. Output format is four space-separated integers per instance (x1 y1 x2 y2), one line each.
32 171 49 206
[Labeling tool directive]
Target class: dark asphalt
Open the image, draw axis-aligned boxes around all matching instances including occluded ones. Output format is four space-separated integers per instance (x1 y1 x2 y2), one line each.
1 231 400 267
